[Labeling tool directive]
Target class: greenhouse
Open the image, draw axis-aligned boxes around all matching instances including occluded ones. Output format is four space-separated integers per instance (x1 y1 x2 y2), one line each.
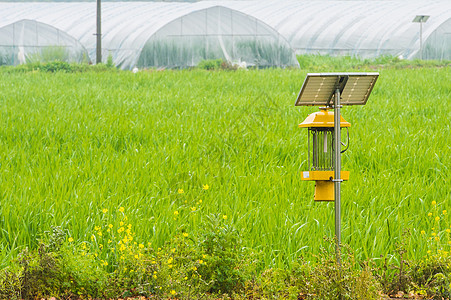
0 0 449 69
0 2 298 69
220 0 451 60
0 19 90 65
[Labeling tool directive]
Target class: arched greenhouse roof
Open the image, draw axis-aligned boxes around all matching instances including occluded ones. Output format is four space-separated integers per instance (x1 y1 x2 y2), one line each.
0 2 299 69
0 19 90 66
214 0 451 60
0 1 448 67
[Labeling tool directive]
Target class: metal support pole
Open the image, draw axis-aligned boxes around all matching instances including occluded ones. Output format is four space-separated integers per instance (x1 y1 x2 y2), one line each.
419 22 423 60
96 0 102 64
334 88 341 264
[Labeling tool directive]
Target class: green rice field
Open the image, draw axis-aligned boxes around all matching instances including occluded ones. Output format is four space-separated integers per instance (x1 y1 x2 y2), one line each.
0 64 449 270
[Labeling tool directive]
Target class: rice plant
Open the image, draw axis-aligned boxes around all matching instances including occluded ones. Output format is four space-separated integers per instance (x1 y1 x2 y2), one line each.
0 65 449 272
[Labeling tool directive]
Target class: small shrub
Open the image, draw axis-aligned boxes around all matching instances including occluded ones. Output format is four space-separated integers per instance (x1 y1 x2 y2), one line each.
198 59 223 70
106 54 115 68
0 267 21 300
197 214 247 294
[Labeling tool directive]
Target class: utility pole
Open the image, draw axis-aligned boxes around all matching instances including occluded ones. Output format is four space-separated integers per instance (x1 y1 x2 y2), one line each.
96 0 102 64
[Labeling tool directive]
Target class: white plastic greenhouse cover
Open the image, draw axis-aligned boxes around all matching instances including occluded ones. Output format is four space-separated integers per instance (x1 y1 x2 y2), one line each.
215 0 451 60
0 19 90 65
0 1 449 68
0 2 298 69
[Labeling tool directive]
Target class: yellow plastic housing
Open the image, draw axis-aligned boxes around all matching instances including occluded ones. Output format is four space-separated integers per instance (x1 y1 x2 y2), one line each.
301 171 350 181
301 171 350 201
299 109 351 128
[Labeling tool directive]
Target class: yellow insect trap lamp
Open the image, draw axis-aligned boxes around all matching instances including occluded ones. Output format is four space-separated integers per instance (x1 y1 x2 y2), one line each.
295 73 378 262
299 108 350 201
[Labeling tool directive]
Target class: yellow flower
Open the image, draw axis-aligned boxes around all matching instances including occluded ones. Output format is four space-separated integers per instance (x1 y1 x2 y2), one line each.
170 290 176 295
432 201 436 206
139 244 144 249
428 213 433 217
203 184 209 190
174 210 179 216
432 232 437 236
184 276 188 280
134 254 139 259
108 224 113 228
435 216 440 221
120 221 124 226
168 257 173 264
91 235 95 241
202 254 207 259
223 215 228 220
448 241 451 245
68 237 74 242
443 210 447 215
108 239 112 243
119 207 125 212
198 199 202 204
435 237 440 241
183 232 188 237
98 231 102 237
191 207 196 211
446 229 451 233
427 250 431 254
153 275 157 279
420 230 425 235
198 259 204 264
178 189 184 194
94 226 101 231
102 208 108 214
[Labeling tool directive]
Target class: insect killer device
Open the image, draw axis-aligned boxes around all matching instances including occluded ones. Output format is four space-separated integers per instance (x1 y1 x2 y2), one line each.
295 73 378 260
299 107 351 201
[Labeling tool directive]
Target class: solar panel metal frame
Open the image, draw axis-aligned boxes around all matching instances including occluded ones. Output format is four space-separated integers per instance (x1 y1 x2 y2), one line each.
412 15 430 23
295 72 379 106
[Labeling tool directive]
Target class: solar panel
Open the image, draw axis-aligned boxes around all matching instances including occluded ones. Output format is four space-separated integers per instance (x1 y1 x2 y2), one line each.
412 15 430 23
295 73 379 106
